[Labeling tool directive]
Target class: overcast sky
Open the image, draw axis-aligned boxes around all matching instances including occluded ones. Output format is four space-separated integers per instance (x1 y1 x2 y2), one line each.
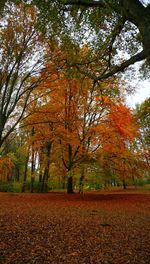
140 0 150 6
126 80 150 108
125 0 150 107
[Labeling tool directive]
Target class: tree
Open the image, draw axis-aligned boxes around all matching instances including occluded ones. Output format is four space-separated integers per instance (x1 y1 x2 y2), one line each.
0 155 14 182
135 98 150 173
1 1 150 79
96 103 140 188
30 0 150 80
24 51 130 193
2 132 27 181
0 3 49 150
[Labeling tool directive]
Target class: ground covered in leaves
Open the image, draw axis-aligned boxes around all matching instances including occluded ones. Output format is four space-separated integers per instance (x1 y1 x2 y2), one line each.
0 190 150 264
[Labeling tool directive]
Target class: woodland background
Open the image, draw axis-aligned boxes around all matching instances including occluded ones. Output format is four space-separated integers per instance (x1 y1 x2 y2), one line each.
0 0 150 194
0 2 150 263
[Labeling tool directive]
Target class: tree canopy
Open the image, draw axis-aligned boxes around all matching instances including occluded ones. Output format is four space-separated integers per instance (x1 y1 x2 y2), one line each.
1 1 150 79
29 0 150 80
0 1 149 193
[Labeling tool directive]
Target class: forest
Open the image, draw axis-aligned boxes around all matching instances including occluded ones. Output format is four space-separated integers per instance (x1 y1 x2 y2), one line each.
0 0 150 194
0 1 150 264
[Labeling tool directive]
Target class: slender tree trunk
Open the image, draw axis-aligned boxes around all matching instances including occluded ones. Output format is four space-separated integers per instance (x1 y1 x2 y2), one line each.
39 147 43 183
30 153 35 193
132 175 135 186
30 127 35 193
79 166 84 194
41 142 52 193
113 179 116 187
39 171 42 183
67 144 74 194
122 179 127 189
21 148 29 193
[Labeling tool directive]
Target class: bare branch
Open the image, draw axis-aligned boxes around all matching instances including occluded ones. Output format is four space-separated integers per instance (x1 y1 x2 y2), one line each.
64 0 106 8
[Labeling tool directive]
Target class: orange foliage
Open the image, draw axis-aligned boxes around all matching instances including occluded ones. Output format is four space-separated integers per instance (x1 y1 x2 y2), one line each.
23 52 140 182
0 156 14 181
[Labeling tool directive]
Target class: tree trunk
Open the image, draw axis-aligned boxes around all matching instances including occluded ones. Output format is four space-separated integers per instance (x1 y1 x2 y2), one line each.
21 149 29 193
40 142 52 193
67 172 74 194
67 144 74 194
41 167 49 193
39 147 43 183
30 127 36 193
30 156 35 193
39 171 42 183
79 166 84 194
122 179 127 189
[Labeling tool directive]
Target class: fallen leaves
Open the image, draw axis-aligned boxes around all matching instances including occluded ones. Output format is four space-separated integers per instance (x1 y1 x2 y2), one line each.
0 191 150 263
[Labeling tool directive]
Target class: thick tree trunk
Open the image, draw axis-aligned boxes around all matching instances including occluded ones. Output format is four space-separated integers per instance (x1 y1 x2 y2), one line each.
67 173 74 194
41 167 49 193
65 0 150 76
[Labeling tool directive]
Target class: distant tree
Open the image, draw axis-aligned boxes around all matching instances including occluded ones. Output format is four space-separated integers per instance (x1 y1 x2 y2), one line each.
97 103 140 189
135 98 150 172
2 132 27 181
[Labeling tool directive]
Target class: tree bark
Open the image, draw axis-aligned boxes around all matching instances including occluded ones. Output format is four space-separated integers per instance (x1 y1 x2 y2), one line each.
21 149 29 193
66 144 74 193
67 175 74 194
30 128 35 193
122 179 127 189
40 142 52 193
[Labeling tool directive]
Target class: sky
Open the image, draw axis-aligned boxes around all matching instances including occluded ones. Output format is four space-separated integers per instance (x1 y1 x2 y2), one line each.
126 80 150 108
124 0 150 107
131 0 150 107
140 0 150 6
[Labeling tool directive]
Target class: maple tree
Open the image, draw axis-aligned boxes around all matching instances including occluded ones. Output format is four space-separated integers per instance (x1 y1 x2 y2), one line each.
22 50 140 193
95 103 141 188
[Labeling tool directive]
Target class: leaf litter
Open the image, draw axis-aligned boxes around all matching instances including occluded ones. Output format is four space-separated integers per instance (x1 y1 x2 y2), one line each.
0 191 150 264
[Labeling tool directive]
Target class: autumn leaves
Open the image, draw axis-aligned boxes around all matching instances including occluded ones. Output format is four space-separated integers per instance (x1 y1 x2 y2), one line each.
0 3 148 193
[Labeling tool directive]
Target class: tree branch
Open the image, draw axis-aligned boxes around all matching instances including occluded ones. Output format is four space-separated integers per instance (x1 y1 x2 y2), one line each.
73 49 147 81
64 0 106 8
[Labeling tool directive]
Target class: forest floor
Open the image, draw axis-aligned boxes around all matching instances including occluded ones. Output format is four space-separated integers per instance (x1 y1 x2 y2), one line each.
0 189 150 264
